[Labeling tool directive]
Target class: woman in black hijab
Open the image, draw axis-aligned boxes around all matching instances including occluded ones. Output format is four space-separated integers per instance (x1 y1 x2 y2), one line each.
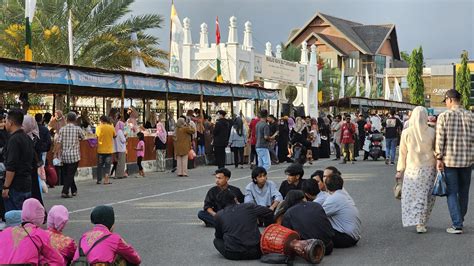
318 117 331 158
277 118 291 163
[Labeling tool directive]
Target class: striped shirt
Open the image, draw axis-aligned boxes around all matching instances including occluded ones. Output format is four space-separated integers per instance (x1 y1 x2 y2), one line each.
435 105 474 168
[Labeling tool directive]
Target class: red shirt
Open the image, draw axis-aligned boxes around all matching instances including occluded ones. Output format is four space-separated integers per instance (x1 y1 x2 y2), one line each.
340 122 356 144
249 118 259 145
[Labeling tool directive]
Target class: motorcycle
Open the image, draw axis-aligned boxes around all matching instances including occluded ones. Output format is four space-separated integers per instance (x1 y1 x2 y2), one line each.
368 132 384 160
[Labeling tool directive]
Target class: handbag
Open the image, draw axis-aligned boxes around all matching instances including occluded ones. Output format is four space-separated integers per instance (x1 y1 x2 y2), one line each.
393 178 402 200
188 149 196 160
432 170 448 197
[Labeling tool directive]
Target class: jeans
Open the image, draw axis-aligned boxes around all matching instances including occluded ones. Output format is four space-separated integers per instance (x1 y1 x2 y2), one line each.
97 154 112 182
232 147 244 167
61 162 78 195
214 146 226 169
334 142 341 159
444 167 472 228
268 141 278 163
4 188 31 212
256 148 270 171
213 238 262 260
385 138 397 162
197 210 216 227
197 145 205 156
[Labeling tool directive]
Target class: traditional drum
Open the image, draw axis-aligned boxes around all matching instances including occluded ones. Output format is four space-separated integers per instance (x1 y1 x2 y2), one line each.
260 224 325 264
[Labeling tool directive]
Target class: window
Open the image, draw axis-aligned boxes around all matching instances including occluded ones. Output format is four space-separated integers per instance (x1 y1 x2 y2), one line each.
375 55 386 75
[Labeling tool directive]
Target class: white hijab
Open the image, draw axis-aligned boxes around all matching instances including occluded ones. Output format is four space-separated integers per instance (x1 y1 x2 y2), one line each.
408 106 430 153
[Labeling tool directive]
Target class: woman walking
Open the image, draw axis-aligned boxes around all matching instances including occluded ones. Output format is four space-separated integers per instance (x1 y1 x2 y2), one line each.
277 117 290 163
155 114 167 172
174 118 195 177
396 106 436 233
228 117 247 168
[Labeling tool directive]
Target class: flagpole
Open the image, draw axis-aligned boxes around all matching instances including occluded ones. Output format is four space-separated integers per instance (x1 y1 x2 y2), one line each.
168 0 174 72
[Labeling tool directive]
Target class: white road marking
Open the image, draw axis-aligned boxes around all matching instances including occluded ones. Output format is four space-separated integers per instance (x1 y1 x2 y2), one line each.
69 158 332 214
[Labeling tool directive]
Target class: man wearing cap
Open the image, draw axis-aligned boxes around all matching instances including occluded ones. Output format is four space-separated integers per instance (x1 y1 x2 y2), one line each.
435 89 474 234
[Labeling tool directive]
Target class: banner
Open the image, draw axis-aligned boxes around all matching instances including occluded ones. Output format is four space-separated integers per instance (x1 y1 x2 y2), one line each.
168 80 201 95
69 69 122 89
0 63 69 85
233 86 259 99
124 75 166 92
202 83 232 97
254 54 306 85
258 89 279 100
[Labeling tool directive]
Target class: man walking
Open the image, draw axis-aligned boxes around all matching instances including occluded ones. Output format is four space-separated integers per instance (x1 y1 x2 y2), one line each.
382 109 402 165
255 110 272 171
96 115 116 185
267 115 279 164
1 109 34 211
435 89 474 234
58 112 84 198
213 110 230 169
340 115 356 164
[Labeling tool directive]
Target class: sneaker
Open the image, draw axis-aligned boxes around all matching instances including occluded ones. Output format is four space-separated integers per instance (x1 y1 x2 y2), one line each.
446 227 463 234
416 225 427 233
385 159 389 165
390 162 395 165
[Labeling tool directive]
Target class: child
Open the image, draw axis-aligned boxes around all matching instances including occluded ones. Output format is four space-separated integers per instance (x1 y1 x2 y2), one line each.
135 132 145 177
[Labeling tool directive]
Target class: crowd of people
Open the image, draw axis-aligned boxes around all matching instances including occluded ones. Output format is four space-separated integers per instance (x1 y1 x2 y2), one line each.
198 164 361 261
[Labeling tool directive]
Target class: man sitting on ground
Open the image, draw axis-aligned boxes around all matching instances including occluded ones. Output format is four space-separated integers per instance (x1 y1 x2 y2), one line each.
322 174 361 248
279 163 304 198
214 189 273 260
281 190 334 255
198 168 244 227
311 170 329 204
244 167 282 225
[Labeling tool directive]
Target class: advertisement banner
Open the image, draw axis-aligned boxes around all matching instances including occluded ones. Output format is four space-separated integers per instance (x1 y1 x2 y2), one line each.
0 63 69 85
232 86 259 99
69 69 122 89
254 54 307 85
168 80 201 95
202 83 232 97
124 75 167 92
258 89 279 100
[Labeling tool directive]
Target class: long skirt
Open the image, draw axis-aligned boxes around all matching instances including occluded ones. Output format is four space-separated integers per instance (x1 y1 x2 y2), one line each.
319 139 330 158
401 166 436 227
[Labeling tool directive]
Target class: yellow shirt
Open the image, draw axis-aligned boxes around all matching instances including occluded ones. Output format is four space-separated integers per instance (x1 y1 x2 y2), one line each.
96 123 116 154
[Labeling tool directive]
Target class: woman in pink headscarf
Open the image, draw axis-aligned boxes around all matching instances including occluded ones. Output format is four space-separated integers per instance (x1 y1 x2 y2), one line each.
0 198 64 265
154 114 167 172
47 205 77 264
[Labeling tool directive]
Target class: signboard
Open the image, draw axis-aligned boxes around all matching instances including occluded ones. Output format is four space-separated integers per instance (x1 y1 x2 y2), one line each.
0 63 69 85
258 89 279 100
254 54 306 85
202 83 232 97
69 69 122 89
168 80 201 95
233 86 259 99
124 75 167 92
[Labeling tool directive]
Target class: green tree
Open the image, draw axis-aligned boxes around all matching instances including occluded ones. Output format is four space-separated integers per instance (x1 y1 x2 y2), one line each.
320 65 341 101
281 43 301 62
407 46 425 105
0 0 167 70
400 51 411 65
456 51 471 109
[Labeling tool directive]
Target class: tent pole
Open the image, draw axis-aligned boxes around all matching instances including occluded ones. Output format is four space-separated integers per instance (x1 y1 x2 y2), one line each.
121 75 126 120
52 94 56 114
102 97 105 116
165 91 169 131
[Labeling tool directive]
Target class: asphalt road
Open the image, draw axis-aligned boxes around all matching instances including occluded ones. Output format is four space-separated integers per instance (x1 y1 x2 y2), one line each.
43 159 474 265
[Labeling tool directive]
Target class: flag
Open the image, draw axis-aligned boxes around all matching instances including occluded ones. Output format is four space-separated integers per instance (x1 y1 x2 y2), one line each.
355 74 360 97
68 8 74 65
384 72 391 100
24 0 37 61
131 32 148 73
215 17 223 83
169 3 183 77
339 60 345 98
318 90 323 103
364 67 371 98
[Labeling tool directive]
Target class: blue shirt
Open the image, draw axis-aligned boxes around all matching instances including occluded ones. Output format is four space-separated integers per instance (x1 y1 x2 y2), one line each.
313 191 329 205
322 189 361 241
244 180 283 207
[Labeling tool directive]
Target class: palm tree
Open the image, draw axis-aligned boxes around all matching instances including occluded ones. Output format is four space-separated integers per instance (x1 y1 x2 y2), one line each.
0 0 168 70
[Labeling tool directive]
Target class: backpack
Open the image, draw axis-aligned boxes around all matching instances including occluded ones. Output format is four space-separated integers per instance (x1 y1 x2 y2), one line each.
72 234 111 266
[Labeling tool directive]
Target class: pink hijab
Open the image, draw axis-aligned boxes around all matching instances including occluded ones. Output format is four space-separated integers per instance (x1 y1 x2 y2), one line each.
47 205 69 232
115 120 125 132
21 198 45 226
156 121 167 144
22 115 39 140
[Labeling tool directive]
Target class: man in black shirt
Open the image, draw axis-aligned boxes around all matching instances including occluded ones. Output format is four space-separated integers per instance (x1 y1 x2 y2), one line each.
281 190 335 255
1 109 34 211
214 189 273 260
267 115 279 164
382 109 403 165
213 110 230 169
198 168 244 227
279 163 304 198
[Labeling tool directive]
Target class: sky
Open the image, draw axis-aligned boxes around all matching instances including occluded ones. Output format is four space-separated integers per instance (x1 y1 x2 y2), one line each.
130 0 474 60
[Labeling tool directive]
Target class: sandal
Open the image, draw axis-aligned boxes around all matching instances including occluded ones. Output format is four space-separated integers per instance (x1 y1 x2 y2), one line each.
103 182 112 185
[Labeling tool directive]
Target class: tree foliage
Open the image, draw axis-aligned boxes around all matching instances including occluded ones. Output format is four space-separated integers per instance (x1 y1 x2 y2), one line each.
407 46 425 105
456 51 471 109
400 51 410 65
0 0 168 70
281 43 301 62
